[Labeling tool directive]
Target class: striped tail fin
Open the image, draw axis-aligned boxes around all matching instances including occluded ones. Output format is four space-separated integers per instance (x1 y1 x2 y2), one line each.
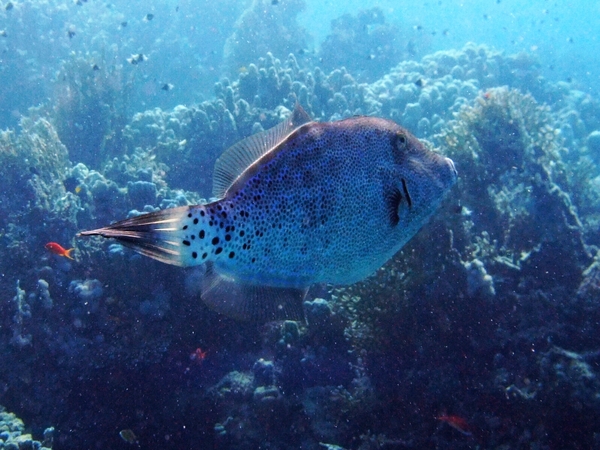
78 206 194 267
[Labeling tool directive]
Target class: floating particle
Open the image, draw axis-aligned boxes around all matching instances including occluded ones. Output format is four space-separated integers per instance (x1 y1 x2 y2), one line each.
121 21 128 27
144 13 154 21
5 2 13 11
161 83 174 91
67 30 76 39
0 30 7 37
119 429 138 444
92 64 100 71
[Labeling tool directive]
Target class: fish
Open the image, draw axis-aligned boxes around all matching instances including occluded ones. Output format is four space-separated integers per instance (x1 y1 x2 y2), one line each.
5 2 13 11
190 347 207 363
67 30 76 39
161 83 174 91
92 64 100 71
119 429 138 444
144 13 154 21
79 104 457 322
63 176 80 193
45 242 75 260
127 53 146 65
437 415 472 436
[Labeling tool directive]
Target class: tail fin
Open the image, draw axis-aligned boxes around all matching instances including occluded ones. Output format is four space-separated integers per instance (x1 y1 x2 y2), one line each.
78 206 193 266
64 248 76 260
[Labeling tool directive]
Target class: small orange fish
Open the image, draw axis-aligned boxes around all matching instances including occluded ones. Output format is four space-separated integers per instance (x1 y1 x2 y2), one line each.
437 415 472 436
190 347 207 363
45 242 75 260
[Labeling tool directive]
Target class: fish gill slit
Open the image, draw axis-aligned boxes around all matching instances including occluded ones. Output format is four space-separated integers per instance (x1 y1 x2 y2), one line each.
401 178 412 208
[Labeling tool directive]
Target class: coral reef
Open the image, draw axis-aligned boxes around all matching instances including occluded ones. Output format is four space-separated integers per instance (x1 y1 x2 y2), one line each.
207 309 372 449
319 8 407 81
438 87 591 293
101 43 561 208
223 0 310 75
0 118 76 293
0 406 53 449
7 281 31 348
53 55 129 170
1 39 600 449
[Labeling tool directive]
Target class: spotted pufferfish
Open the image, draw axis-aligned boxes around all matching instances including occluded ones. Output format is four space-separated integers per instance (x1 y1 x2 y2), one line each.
79 105 457 321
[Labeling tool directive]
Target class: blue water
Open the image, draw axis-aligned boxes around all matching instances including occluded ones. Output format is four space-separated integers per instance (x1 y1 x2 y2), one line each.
1 0 599 449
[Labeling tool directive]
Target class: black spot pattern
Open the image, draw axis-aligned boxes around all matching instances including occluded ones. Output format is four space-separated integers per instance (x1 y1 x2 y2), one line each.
177 117 454 288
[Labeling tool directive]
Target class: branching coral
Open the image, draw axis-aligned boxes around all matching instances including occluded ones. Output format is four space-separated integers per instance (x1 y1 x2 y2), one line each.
437 87 590 291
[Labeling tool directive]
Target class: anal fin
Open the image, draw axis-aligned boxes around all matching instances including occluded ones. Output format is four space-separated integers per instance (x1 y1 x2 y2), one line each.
202 265 307 322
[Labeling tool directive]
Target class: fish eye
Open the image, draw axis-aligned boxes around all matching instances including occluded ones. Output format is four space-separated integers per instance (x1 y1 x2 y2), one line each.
396 132 408 148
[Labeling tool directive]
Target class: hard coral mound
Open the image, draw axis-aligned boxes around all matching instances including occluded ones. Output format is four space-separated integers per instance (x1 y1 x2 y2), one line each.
224 0 310 75
319 8 407 81
439 87 590 293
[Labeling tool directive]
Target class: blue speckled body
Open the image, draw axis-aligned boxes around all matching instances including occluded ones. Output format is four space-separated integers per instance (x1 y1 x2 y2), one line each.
81 112 456 320
175 116 457 288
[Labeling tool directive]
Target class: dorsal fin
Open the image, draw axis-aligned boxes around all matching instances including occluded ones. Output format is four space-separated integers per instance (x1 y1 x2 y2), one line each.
212 103 312 198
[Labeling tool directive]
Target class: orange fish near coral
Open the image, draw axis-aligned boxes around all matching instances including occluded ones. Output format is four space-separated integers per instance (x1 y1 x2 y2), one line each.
190 347 207 363
437 415 472 436
45 242 75 260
